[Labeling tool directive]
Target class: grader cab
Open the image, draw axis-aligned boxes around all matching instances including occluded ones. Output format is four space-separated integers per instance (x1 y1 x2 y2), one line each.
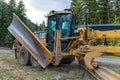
8 10 120 80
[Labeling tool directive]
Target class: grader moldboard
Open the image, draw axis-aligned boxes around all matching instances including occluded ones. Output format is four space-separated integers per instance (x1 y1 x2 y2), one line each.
8 9 120 80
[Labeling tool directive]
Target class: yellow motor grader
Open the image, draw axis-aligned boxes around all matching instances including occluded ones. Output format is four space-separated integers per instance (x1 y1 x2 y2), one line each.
8 9 120 80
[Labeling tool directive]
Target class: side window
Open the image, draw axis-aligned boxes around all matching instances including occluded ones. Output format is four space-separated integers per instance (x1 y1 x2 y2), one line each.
62 22 70 30
61 21 70 37
49 20 56 39
50 21 56 32
60 14 72 38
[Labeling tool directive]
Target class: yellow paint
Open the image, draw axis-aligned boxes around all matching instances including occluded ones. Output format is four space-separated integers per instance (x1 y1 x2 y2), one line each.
94 30 120 39
38 38 46 46
87 46 120 54
78 27 120 40
84 52 103 69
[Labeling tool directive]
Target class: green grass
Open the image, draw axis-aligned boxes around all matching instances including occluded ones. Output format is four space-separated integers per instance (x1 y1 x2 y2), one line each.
0 54 7 60
106 38 120 46
113 69 120 74
102 56 120 59
28 65 96 80
0 71 13 78
0 54 17 65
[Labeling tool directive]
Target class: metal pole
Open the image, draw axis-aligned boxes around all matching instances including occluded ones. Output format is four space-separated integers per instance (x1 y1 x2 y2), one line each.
85 9 89 43
85 9 89 25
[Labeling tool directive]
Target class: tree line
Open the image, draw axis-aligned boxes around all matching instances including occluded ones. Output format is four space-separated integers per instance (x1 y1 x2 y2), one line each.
71 0 120 24
0 0 45 47
1 0 120 47
71 0 120 46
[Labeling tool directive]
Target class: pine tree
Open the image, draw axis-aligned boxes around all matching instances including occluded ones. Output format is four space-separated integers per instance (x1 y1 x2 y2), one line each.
0 0 39 47
16 0 33 31
8 0 17 19
71 0 99 24
71 0 115 24
16 0 26 22
112 15 120 24
84 0 99 24
0 0 10 46
71 0 85 24
4 0 17 46
111 0 120 22
26 19 34 31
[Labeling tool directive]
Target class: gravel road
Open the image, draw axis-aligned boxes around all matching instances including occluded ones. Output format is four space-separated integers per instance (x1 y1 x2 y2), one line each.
0 47 14 54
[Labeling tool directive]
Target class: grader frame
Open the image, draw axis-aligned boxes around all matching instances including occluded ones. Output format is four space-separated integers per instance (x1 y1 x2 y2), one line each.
8 13 120 80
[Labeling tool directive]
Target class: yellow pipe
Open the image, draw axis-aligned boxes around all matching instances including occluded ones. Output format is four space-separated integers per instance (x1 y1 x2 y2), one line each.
87 46 120 54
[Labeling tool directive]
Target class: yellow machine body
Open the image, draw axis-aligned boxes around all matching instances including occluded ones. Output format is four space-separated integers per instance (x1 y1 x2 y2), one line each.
34 32 46 46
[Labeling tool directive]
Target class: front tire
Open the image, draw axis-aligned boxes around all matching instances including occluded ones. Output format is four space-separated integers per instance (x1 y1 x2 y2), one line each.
17 47 30 65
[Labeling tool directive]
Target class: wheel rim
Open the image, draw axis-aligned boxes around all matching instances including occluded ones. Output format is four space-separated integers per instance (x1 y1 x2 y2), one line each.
20 52 25 59
18 47 30 65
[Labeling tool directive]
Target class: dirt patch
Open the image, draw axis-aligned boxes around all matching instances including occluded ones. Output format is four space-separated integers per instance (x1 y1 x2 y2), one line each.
0 60 34 80
0 61 13 71
0 47 34 80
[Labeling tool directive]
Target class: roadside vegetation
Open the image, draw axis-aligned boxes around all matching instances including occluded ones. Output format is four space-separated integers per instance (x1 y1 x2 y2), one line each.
102 55 120 59
113 69 120 74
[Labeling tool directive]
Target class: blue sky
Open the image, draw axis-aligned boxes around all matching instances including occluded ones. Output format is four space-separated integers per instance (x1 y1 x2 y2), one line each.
5 0 71 24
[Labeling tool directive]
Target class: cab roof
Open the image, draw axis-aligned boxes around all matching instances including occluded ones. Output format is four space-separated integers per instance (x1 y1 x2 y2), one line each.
47 9 72 17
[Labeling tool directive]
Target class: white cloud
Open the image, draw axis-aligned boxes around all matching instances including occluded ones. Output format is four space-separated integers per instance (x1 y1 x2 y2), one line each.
21 0 47 24
26 6 46 24
28 0 71 24
30 0 71 12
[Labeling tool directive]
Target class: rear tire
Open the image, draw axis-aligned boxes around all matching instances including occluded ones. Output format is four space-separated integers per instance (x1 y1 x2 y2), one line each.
17 47 30 65
30 55 40 68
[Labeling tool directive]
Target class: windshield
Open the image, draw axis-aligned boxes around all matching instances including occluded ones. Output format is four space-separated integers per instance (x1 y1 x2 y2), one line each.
48 14 72 39
59 14 71 38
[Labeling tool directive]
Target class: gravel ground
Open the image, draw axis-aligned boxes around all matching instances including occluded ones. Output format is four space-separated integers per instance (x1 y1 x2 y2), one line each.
0 47 14 54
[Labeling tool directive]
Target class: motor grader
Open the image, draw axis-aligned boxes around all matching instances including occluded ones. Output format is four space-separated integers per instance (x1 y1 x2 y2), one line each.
8 9 120 80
